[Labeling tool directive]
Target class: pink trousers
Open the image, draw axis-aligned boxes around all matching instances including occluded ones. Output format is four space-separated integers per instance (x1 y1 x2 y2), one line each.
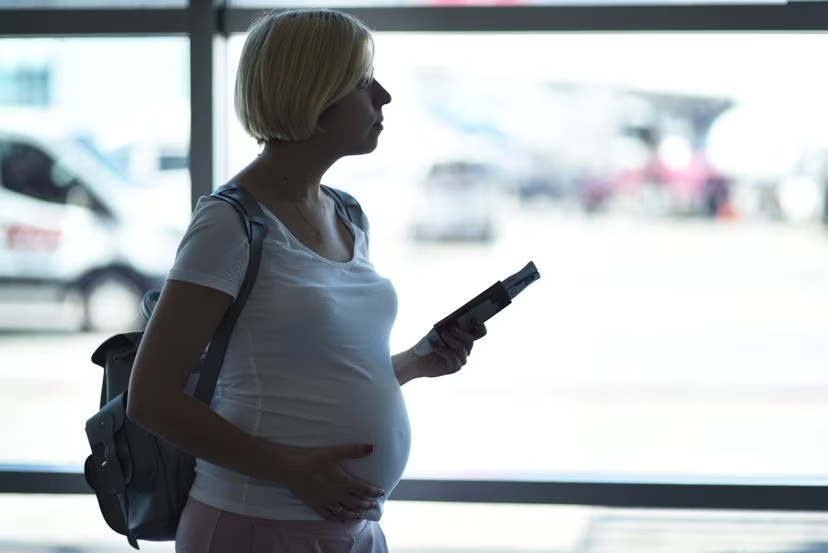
175 498 390 553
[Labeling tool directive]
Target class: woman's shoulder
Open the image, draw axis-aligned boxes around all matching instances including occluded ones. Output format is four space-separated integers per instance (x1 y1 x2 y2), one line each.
175 195 253 257
189 194 250 230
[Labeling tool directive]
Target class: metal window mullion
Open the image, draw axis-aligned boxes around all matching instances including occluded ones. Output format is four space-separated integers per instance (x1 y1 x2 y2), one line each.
2 470 828 511
188 0 224 205
392 479 828 512
0 8 188 36
223 4 828 33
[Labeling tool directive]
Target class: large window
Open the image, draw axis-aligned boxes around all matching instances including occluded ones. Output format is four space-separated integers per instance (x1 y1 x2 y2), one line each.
0 37 190 468
224 31 828 481
2 2 828 552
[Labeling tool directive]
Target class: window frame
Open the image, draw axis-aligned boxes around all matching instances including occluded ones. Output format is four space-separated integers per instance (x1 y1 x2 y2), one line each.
1 0 827 514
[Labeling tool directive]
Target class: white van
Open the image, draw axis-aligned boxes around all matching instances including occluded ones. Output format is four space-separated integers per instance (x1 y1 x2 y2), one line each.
0 109 188 332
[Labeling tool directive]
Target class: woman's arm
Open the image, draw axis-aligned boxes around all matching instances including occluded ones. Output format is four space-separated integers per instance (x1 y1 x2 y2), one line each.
391 349 422 386
126 280 295 484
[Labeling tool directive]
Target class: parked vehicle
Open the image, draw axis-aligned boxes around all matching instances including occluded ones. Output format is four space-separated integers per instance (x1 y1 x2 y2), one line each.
409 160 500 242
0 109 187 332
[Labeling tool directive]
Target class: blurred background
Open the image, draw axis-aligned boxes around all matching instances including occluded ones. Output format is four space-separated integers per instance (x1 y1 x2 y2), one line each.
1 2 828 551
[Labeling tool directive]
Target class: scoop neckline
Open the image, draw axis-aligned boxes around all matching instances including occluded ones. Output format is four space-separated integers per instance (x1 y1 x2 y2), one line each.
254 192 360 267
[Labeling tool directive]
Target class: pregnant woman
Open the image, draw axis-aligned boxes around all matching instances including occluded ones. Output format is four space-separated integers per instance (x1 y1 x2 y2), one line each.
125 8 485 553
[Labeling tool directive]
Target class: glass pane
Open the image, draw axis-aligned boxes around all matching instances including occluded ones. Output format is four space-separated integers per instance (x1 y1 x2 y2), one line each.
0 494 174 551
0 37 190 466
3 495 828 552
224 32 828 482
0 0 184 7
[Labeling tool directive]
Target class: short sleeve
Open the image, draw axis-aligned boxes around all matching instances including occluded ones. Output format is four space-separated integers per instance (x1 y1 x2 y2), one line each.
166 196 250 300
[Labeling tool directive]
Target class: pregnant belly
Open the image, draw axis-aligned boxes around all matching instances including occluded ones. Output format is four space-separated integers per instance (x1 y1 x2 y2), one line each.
215 378 413 497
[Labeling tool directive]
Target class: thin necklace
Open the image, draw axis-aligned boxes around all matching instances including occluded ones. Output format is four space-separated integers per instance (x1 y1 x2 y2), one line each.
280 176 324 243
292 201 324 243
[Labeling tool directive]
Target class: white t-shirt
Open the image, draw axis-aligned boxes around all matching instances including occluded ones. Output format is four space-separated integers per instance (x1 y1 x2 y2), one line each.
166 194 411 521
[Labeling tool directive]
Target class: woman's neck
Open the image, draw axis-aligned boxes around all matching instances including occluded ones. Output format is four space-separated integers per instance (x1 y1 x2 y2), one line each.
245 141 336 203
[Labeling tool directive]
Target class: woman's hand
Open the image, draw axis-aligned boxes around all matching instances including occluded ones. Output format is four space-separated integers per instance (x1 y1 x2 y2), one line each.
280 443 385 522
406 319 487 380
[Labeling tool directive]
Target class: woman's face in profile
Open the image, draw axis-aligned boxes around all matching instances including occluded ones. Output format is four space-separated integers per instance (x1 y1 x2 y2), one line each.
318 78 392 158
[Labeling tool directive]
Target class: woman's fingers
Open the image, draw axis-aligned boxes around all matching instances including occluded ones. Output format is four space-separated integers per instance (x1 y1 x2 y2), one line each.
439 328 472 361
439 319 486 355
319 502 369 522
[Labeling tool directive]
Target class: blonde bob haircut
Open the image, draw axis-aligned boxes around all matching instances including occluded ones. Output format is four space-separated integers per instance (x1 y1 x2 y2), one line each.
235 8 375 143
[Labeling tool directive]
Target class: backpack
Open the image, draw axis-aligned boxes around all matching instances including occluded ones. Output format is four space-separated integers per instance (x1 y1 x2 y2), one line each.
83 183 368 549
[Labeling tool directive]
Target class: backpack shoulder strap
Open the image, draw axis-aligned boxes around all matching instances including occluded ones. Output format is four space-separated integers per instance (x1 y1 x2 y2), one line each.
192 183 268 404
321 185 370 247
